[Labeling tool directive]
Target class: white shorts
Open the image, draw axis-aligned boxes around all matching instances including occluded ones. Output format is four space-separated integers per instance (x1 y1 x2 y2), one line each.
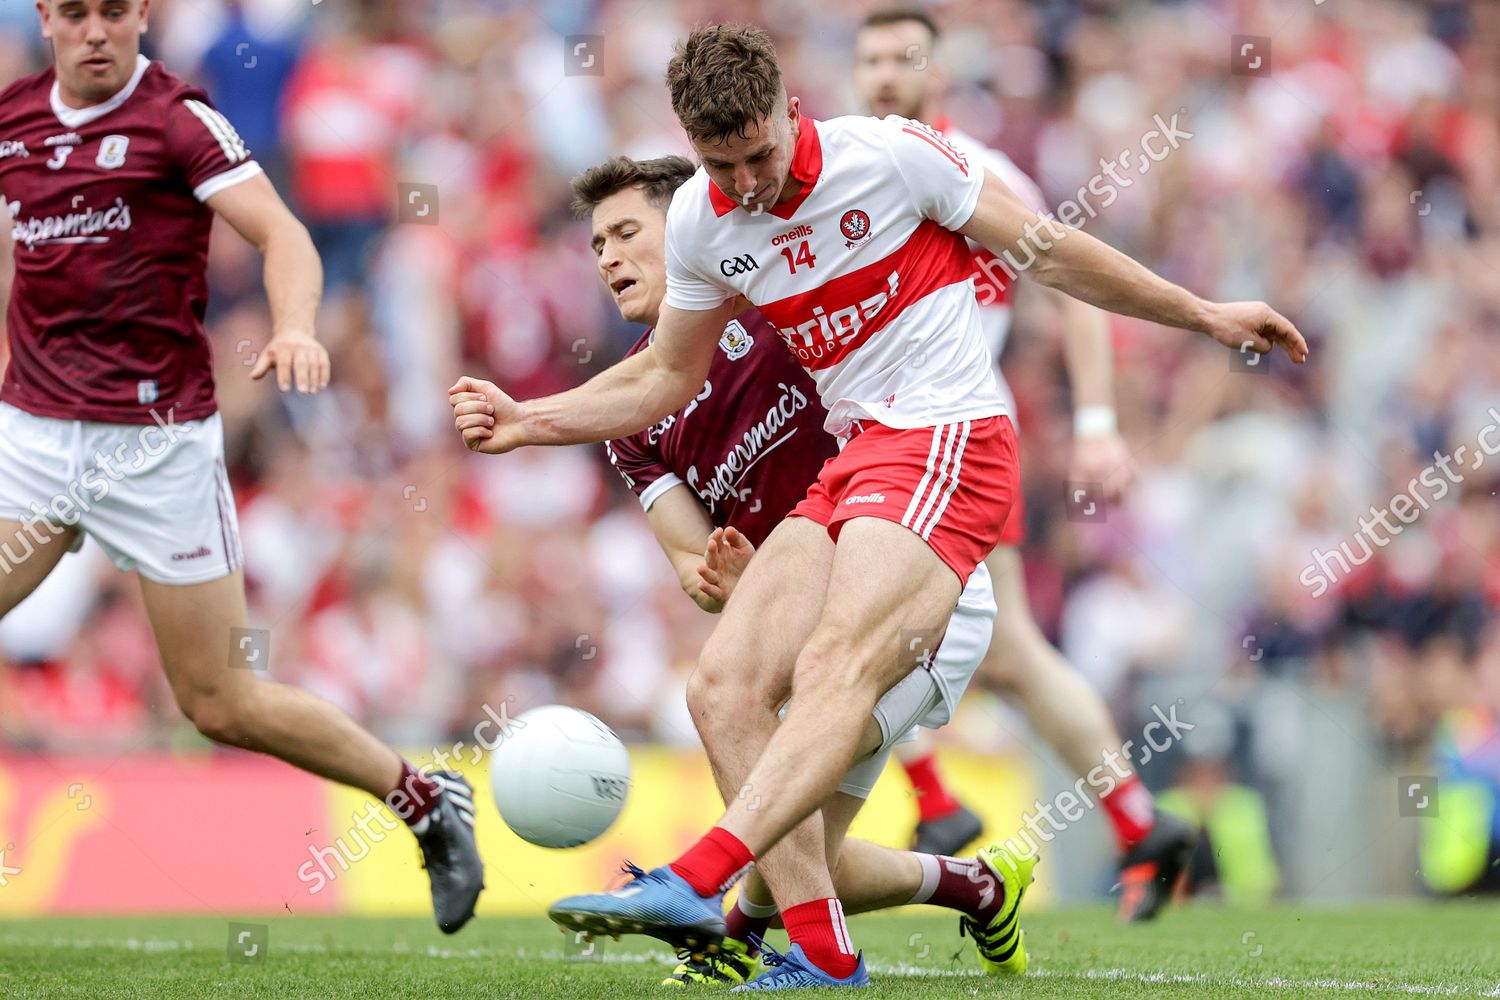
0 402 243 585
838 561 997 798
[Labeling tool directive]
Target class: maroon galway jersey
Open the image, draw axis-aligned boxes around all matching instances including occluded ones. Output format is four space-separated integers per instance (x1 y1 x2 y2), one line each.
604 311 837 547
0 55 262 423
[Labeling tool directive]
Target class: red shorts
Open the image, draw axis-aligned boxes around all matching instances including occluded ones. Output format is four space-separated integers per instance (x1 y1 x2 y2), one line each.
997 484 1026 547
791 416 1019 583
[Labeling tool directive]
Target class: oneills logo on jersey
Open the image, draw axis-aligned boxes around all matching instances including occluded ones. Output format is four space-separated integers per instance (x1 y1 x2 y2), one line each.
96 135 129 169
43 132 83 147
771 224 813 247
719 319 753 360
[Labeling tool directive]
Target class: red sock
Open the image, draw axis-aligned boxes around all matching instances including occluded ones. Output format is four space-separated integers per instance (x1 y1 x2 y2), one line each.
782 898 858 979
1100 774 1156 852
908 854 1004 922
903 753 960 822
387 760 442 828
669 827 755 897
725 892 777 955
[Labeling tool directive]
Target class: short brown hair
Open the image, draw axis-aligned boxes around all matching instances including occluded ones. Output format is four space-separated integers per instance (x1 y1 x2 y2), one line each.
860 7 941 41
569 155 697 220
665 24 784 144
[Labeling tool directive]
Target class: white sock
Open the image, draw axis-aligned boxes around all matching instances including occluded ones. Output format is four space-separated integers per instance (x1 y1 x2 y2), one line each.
907 853 941 905
737 891 779 919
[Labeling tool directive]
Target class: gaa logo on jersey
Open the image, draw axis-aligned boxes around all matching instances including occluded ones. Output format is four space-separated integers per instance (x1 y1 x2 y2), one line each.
840 209 872 248
719 319 753 360
96 135 130 170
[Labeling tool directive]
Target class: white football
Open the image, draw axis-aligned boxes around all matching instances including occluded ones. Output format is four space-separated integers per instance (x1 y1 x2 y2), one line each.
488 704 632 848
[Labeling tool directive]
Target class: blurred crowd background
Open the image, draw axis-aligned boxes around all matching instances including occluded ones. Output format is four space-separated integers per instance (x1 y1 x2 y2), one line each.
3 0 1499 900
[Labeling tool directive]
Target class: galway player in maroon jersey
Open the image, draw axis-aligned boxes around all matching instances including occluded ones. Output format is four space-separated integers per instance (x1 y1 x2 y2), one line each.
0 0 482 931
852 6 1196 921
454 24 1304 987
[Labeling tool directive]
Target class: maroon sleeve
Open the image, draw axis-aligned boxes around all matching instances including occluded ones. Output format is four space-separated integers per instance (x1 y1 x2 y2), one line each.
163 90 259 199
602 431 676 507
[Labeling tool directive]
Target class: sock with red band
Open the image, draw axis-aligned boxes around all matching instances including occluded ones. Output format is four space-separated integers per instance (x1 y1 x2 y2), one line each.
726 891 778 956
782 898 858 979
387 760 443 831
907 854 1005 923
903 753 961 822
668 827 755 897
1100 774 1156 852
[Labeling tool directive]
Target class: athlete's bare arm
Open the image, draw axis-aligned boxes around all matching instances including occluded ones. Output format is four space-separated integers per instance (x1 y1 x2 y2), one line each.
450 300 736 454
207 174 329 393
641 484 723 612
961 171 1308 363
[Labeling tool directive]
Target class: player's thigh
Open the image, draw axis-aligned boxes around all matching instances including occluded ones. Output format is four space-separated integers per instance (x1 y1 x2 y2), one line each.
799 515 962 697
696 515 835 707
138 569 252 705
0 403 85 617
0 519 78 618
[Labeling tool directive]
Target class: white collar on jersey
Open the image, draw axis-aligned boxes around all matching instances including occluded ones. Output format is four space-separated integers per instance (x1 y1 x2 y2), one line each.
51 54 151 129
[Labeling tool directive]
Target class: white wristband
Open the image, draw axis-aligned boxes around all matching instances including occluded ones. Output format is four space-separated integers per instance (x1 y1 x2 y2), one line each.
1074 406 1117 438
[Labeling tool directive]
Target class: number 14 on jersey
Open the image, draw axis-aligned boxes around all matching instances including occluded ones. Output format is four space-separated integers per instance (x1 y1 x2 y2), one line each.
780 240 817 274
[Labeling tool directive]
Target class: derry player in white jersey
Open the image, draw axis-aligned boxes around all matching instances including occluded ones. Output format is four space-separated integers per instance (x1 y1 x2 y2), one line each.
852 7 1197 923
451 23 1305 989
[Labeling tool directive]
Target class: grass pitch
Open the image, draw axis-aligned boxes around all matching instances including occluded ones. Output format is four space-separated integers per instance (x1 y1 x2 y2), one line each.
3 903 1498 998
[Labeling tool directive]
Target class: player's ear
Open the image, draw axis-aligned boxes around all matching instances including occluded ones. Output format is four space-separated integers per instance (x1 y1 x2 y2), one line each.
139 0 150 33
35 1 51 40
785 95 799 125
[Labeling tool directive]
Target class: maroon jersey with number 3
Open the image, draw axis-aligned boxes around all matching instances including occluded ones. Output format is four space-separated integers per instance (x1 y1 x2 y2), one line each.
603 311 838 547
0 55 263 424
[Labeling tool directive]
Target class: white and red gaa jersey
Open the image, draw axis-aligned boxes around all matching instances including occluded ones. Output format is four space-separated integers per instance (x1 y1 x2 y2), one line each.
663 114 1006 437
935 120 1047 367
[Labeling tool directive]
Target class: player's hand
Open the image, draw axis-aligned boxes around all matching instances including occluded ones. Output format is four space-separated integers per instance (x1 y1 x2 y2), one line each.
1202 301 1309 364
697 526 755 609
449 376 527 455
250 329 331 393
1071 430 1134 503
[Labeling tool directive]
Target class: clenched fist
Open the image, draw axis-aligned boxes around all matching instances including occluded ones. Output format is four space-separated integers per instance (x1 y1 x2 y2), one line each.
449 376 527 455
